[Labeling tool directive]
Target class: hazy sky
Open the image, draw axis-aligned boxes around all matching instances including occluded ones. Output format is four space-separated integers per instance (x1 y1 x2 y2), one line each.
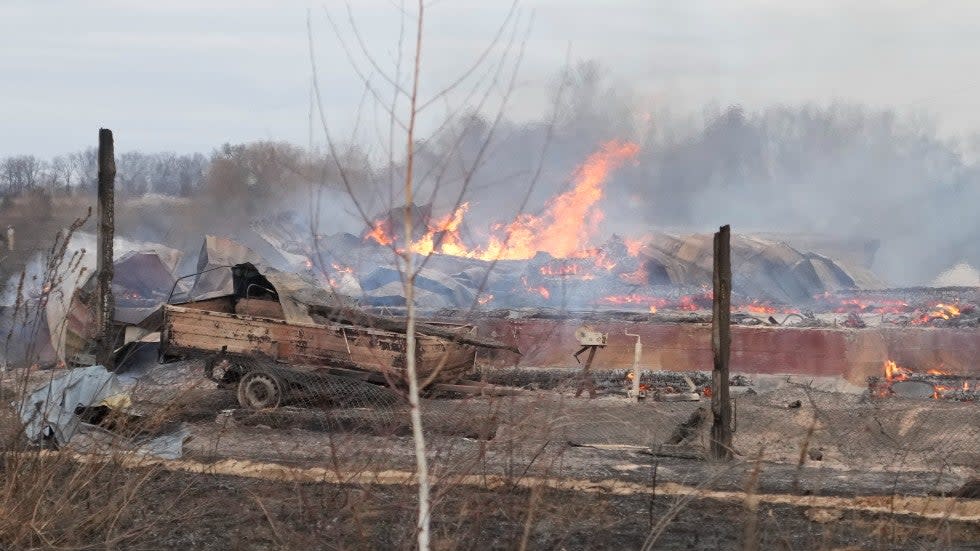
4 1 980 157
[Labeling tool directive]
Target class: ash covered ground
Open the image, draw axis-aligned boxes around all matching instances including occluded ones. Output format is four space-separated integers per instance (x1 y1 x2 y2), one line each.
2 359 977 550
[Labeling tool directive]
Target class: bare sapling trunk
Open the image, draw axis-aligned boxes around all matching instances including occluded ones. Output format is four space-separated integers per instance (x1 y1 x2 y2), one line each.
402 2 431 548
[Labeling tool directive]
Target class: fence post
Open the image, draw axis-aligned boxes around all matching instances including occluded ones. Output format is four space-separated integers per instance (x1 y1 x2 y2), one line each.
95 128 115 368
710 224 733 460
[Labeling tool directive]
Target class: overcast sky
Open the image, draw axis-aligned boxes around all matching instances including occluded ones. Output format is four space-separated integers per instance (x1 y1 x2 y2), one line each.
4 1 980 158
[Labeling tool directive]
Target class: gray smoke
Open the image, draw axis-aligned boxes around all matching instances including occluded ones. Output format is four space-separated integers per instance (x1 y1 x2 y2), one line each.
396 63 980 286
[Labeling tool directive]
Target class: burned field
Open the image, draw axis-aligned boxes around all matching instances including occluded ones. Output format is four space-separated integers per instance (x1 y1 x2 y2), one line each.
0 357 977 550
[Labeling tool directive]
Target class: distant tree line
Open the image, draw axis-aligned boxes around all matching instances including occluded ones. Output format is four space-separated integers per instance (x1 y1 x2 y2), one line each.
0 150 209 198
0 141 364 202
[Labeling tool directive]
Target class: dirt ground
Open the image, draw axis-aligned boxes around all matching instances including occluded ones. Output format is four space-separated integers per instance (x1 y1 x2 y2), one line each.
1 360 978 550
53 467 980 550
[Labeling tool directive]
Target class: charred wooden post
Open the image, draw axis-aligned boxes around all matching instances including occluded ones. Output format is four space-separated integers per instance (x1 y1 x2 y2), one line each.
95 128 116 368
573 345 599 398
710 224 733 460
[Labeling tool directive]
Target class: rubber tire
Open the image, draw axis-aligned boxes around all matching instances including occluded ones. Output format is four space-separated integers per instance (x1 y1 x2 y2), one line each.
237 370 284 410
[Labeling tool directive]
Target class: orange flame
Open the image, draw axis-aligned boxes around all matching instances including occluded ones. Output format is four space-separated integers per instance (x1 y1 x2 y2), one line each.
742 301 777 315
521 276 550 299
588 249 617 271
366 220 393 246
368 141 640 260
831 297 909 314
623 237 646 257
599 294 668 310
883 360 911 382
913 303 962 324
480 141 638 260
411 202 470 256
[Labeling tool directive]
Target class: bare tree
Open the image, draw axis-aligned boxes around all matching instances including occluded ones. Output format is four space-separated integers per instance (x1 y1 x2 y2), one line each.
69 148 99 193
175 153 208 196
117 151 152 196
51 155 76 194
0 155 46 194
306 2 540 548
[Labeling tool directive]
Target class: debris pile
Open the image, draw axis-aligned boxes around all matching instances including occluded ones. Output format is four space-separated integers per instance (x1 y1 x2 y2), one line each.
17 365 190 458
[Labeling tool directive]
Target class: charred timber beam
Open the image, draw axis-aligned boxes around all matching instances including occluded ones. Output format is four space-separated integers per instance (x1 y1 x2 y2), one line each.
710 224 733 460
95 128 116 368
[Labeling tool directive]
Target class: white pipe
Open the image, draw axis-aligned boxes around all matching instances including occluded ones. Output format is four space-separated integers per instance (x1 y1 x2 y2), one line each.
625 330 642 402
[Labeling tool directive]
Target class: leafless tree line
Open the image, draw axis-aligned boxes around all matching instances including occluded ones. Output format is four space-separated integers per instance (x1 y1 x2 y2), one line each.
0 150 208 198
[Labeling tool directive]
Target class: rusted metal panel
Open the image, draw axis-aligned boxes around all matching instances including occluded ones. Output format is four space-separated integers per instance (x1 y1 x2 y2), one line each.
235 298 285 319
162 305 476 383
179 297 234 313
471 317 980 383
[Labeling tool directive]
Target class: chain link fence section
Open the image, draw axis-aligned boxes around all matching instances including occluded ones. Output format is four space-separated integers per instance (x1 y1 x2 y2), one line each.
192 355 514 441
131 352 978 479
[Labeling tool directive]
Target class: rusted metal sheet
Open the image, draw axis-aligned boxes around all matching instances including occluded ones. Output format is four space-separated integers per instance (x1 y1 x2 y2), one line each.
179 297 234 313
471 317 980 383
162 305 477 383
235 298 285 319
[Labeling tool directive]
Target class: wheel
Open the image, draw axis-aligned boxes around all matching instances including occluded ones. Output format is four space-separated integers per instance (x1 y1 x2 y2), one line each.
237 370 284 410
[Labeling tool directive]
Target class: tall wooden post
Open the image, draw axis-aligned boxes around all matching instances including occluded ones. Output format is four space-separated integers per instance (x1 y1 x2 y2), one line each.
95 128 116 368
710 224 733 460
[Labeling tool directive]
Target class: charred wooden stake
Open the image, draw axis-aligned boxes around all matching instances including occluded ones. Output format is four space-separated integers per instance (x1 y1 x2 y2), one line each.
711 224 733 460
95 128 116 368
574 345 598 398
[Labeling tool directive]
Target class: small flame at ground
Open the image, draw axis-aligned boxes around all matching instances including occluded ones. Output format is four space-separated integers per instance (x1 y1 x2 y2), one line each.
913 303 962 324
883 359 912 382
520 276 550 299
829 297 909 315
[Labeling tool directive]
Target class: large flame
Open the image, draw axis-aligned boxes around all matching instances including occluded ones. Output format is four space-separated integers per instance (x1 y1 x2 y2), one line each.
476 140 640 260
365 140 640 260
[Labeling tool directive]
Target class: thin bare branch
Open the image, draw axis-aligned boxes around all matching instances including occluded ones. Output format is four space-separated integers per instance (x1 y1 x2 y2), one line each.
417 0 519 113
346 3 410 99
307 9 397 257
321 6 409 132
